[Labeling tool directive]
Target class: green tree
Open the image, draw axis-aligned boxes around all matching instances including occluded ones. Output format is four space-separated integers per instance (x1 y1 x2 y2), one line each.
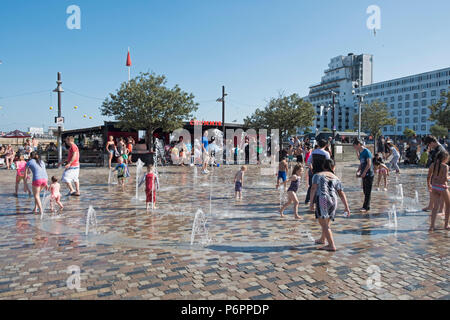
403 127 416 138
322 127 331 132
303 127 312 134
429 91 450 129
100 72 198 148
355 100 396 153
244 93 315 140
430 124 448 138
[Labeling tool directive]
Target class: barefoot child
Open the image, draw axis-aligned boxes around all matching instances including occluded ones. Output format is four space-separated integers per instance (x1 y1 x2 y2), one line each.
49 176 64 212
373 154 389 191
234 166 247 199
428 151 450 231
276 157 289 191
113 157 127 187
145 165 159 211
14 155 31 196
309 159 351 251
280 164 304 219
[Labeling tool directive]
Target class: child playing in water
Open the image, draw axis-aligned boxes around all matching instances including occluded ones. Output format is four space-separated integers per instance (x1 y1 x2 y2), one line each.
276 157 289 191
427 151 450 231
49 176 64 212
14 155 31 196
279 164 304 219
113 157 127 187
234 166 247 200
309 159 351 251
145 165 159 211
373 154 390 191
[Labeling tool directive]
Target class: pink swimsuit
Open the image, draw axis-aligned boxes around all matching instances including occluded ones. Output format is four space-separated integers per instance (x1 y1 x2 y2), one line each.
50 183 61 200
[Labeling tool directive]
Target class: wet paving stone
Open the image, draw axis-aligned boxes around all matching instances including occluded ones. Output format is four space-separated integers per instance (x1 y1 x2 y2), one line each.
0 162 448 300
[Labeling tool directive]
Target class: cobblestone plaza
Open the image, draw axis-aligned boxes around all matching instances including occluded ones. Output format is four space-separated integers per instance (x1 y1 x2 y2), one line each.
0 162 448 300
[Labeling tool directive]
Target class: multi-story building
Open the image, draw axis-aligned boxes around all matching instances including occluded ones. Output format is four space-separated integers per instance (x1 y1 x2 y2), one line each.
360 67 450 136
304 53 450 136
304 53 374 132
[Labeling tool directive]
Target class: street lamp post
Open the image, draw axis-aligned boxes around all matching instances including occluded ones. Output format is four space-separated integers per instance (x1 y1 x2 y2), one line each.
331 91 337 160
53 72 64 166
216 86 227 161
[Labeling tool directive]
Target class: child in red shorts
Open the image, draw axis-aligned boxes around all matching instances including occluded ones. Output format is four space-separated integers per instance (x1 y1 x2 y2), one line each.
145 165 159 211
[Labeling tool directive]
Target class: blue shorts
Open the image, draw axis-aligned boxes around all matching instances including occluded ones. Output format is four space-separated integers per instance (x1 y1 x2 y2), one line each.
278 171 287 182
235 181 242 192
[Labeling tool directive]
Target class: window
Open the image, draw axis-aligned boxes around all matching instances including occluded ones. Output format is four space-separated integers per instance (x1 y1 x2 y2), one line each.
398 95 403 101
414 93 419 99
413 117 418 123
397 126 402 132
398 111 402 116
422 92 427 98
431 99 436 105
421 117 427 123
405 102 410 108
421 108 427 114
390 97 395 102
405 94 410 100
421 100 427 106
431 90 436 96
414 101 419 107
398 103 403 108
421 125 426 131
405 118 410 124
398 118 402 124
405 110 410 115
390 127 394 132
413 109 419 115
384 98 388 103
390 104 395 109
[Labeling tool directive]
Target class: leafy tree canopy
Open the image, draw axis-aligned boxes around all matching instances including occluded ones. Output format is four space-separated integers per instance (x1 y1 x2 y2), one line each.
430 124 448 138
244 93 316 140
429 91 450 129
403 127 416 138
100 72 198 144
355 100 396 142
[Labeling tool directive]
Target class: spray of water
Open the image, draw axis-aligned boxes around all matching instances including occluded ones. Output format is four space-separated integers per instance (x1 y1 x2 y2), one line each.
190 209 211 246
135 158 145 200
85 205 98 236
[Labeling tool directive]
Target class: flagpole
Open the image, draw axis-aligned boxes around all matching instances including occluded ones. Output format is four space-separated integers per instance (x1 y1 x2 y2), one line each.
128 47 131 82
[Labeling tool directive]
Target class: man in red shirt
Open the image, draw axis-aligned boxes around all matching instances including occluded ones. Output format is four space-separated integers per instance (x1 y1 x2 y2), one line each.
61 136 81 196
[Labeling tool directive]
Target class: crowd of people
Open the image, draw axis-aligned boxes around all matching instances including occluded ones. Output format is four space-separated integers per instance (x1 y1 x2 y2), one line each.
4 130 449 251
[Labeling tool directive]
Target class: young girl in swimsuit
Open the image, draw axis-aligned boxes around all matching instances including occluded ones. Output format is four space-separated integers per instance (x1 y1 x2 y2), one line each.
279 164 304 219
49 176 64 212
14 155 31 196
428 151 450 231
309 159 351 251
374 154 390 191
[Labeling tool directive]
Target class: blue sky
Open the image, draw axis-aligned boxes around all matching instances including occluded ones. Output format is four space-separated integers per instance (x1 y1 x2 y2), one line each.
0 0 449 131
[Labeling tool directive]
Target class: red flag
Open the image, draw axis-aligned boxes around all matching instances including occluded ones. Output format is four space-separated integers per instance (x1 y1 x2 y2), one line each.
126 49 132 67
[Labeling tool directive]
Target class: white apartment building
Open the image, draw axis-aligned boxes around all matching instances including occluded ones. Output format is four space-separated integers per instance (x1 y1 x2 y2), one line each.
360 67 450 136
304 53 450 136
304 53 373 132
